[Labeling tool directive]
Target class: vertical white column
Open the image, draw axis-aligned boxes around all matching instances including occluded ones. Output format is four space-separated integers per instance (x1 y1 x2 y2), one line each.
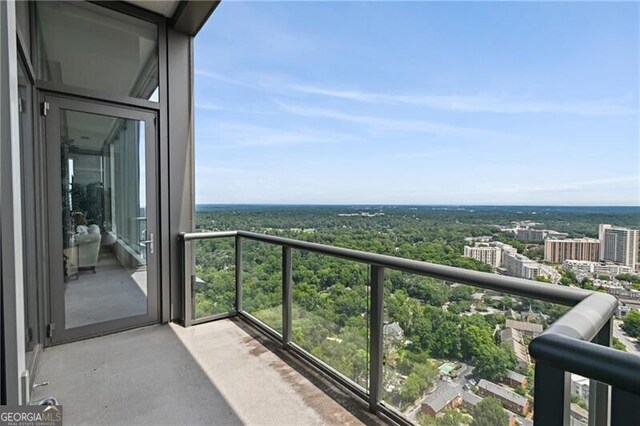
0 0 27 405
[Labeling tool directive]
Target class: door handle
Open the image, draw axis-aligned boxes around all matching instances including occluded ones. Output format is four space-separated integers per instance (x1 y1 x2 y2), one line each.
141 233 154 254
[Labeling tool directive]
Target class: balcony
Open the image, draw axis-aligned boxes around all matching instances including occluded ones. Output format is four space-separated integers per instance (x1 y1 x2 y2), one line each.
32 318 382 425
32 230 640 426
180 231 640 426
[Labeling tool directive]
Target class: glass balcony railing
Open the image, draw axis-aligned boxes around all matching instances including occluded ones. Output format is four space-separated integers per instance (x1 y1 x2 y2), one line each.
191 237 236 321
241 239 283 333
291 250 370 390
380 271 574 424
180 230 631 426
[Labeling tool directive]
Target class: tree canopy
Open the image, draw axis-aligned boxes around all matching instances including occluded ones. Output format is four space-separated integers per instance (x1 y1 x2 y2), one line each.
472 397 509 426
623 310 640 338
192 205 639 418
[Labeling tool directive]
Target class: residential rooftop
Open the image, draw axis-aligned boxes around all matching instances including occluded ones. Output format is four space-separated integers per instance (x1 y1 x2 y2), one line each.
478 379 529 408
506 370 528 385
505 319 544 334
461 390 483 407
422 383 461 414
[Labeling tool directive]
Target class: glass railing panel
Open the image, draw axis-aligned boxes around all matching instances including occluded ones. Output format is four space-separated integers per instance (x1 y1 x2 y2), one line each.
382 269 571 425
291 250 370 390
242 239 283 333
192 238 236 319
570 375 591 426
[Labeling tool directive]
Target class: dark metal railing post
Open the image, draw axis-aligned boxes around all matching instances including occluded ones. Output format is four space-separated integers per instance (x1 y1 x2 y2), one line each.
369 265 384 413
590 319 612 426
180 233 192 327
235 235 243 313
611 387 640 426
533 362 570 426
282 246 292 348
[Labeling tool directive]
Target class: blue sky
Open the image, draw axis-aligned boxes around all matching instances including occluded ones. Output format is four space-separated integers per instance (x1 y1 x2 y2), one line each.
194 1 639 205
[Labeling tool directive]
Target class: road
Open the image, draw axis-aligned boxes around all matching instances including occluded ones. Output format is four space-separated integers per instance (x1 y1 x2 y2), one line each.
613 319 640 355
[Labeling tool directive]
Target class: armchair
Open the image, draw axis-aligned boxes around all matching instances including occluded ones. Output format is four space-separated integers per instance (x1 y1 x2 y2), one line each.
76 225 102 272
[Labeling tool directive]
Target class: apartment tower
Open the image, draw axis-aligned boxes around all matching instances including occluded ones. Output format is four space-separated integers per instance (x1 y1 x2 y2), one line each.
544 238 600 264
599 225 639 270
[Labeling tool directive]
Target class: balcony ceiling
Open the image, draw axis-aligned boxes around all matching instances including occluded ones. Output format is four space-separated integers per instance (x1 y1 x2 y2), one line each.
125 1 181 18
125 0 220 35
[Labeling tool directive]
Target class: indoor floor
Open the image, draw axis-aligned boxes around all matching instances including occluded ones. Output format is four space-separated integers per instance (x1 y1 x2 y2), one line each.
64 249 147 328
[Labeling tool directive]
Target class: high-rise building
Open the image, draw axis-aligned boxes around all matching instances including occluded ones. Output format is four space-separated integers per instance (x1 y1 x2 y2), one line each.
463 245 502 268
516 229 545 242
599 225 639 270
562 260 633 276
494 241 518 263
544 238 600 264
483 241 554 280
502 253 543 280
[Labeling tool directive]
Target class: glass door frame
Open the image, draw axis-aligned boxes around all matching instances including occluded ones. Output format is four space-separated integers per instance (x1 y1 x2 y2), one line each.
43 94 159 344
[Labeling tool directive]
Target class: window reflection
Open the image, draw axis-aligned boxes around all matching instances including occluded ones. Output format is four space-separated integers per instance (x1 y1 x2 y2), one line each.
60 110 149 328
36 1 159 101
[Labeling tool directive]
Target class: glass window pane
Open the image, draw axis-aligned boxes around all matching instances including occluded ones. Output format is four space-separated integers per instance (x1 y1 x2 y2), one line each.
61 110 149 328
36 1 158 101
16 0 30 53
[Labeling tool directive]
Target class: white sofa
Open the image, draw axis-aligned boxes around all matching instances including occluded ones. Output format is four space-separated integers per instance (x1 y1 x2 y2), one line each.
76 225 102 272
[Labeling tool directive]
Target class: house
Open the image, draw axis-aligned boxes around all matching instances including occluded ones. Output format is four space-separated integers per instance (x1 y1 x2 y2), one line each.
520 309 542 323
505 339 531 370
383 321 405 345
477 379 529 416
505 370 528 389
507 308 519 320
505 319 544 338
472 292 486 302
501 328 531 369
421 384 463 416
501 327 523 343
461 390 483 410
616 304 631 318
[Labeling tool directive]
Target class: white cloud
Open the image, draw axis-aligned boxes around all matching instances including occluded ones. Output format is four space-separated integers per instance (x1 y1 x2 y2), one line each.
195 102 224 110
401 175 640 199
196 68 636 116
212 122 359 147
289 84 637 116
195 70 256 89
275 101 520 140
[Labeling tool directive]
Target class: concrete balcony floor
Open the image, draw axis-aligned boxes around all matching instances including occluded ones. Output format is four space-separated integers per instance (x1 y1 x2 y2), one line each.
32 318 383 425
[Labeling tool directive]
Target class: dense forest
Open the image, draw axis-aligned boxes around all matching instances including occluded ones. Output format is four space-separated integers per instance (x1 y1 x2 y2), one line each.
191 205 639 423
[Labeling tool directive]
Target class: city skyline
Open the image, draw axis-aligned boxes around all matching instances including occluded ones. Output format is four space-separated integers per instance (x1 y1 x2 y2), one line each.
194 1 639 205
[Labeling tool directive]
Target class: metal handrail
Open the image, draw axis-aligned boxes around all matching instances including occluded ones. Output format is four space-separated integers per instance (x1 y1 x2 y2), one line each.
179 230 629 426
542 291 617 341
182 230 238 240
181 230 590 305
530 333 640 395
